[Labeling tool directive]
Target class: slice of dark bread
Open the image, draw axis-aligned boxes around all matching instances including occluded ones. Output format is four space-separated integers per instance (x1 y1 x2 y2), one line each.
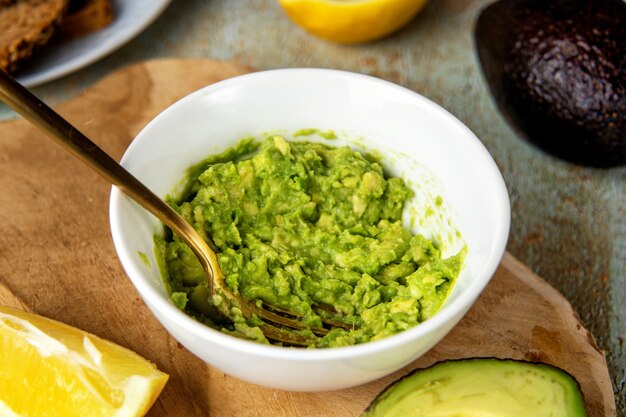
67 0 88 13
0 0 68 73
58 0 113 40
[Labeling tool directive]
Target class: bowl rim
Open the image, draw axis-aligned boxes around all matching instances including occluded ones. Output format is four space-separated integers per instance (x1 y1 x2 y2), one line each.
109 67 511 361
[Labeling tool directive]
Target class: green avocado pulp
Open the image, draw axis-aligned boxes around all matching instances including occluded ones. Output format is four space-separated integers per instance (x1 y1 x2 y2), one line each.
155 136 465 347
362 359 588 417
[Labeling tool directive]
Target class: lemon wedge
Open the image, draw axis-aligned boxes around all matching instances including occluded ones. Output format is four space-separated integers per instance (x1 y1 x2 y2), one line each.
0 306 168 417
277 0 428 44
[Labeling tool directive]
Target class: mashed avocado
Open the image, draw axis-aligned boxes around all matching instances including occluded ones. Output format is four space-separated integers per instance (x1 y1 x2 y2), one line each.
156 136 465 347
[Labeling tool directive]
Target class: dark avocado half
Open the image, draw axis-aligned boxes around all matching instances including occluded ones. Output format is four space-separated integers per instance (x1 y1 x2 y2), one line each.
475 0 626 167
362 358 587 416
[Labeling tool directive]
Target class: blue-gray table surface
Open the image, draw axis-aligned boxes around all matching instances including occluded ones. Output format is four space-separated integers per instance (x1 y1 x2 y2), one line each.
1 0 624 412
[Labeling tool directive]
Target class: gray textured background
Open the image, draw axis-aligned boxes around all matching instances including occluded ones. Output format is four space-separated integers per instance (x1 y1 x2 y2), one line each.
1 0 624 413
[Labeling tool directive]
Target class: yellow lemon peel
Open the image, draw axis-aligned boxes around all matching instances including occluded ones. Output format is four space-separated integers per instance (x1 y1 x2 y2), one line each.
0 306 168 417
278 0 429 44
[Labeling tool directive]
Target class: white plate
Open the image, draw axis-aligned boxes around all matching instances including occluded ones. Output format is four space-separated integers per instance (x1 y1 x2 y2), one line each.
15 0 172 87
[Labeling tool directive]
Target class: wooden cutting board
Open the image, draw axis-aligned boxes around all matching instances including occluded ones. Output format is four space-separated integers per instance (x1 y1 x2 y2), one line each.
0 59 615 417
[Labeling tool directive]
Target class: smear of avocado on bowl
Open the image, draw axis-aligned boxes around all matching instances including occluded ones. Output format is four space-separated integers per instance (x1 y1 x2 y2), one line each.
154 132 466 348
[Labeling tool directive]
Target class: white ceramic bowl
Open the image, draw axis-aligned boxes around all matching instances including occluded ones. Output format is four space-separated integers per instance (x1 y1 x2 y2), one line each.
109 68 510 392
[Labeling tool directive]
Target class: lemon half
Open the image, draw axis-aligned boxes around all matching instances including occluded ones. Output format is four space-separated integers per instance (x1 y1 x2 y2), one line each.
278 0 429 44
0 306 168 417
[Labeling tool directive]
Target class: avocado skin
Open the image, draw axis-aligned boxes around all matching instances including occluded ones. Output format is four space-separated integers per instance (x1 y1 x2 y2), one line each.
362 358 588 417
475 0 626 167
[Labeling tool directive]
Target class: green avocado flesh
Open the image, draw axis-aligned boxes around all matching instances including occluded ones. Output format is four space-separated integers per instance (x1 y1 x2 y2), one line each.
362 359 588 417
155 136 465 347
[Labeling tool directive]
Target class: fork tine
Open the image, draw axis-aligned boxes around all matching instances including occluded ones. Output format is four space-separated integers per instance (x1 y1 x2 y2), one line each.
248 304 329 335
260 303 357 331
214 272 360 344
258 324 316 346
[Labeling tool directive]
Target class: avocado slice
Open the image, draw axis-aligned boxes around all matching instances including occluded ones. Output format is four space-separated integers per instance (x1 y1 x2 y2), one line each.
362 358 587 417
475 0 626 167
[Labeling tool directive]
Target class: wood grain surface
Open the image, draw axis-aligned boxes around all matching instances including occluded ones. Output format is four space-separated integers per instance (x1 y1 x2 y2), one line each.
0 59 615 417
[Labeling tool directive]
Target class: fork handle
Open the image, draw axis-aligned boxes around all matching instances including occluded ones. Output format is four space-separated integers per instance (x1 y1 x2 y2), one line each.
0 70 219 293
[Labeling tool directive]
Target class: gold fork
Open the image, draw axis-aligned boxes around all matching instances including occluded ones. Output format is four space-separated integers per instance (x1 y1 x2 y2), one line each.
0 70 349 346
